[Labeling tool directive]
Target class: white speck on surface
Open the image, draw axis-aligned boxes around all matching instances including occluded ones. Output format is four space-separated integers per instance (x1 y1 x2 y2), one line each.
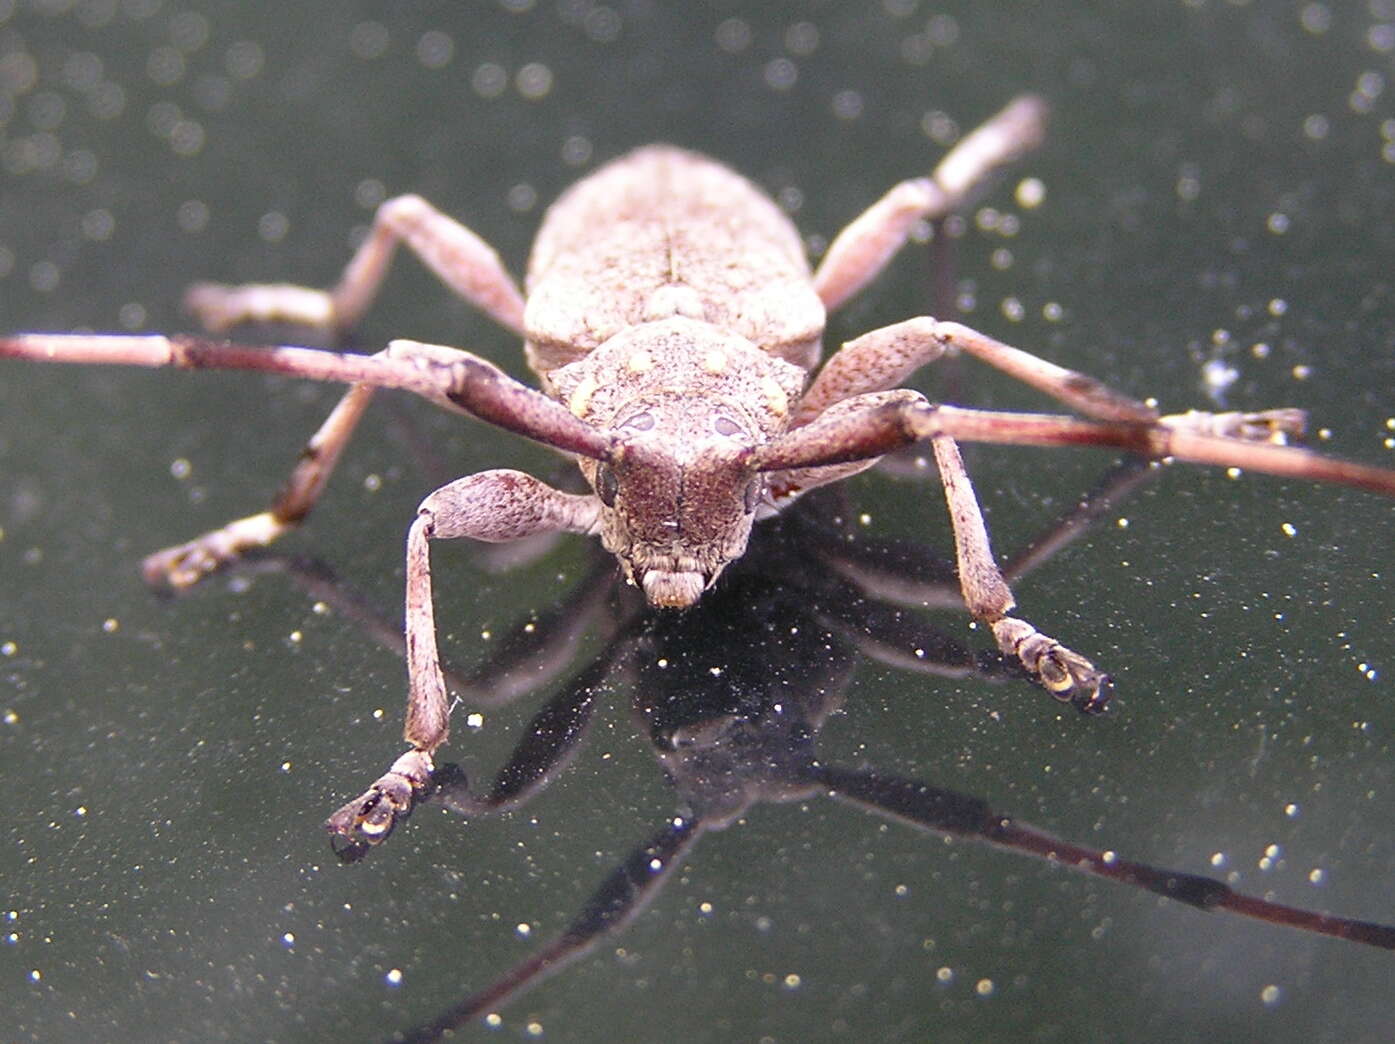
1201 358 1238 405
1015 177 1045 208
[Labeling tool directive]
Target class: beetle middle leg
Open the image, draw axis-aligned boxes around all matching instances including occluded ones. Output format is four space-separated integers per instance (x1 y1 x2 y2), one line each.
764 353 1394 710
142 379 376 587
794 316 1305 444
141 339 463 587
145 198 529 584
127 330 615 587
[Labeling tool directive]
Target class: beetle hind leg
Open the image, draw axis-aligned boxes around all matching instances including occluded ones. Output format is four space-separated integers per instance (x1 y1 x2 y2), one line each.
185 194 525 335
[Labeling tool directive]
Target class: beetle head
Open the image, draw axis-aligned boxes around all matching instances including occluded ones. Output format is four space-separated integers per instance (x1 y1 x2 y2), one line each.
585 397 763 607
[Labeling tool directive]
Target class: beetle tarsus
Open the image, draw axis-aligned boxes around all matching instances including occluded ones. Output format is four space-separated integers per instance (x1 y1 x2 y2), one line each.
141 540 224 589
1161 408 1307 445
141 510 291 589
992 617 1111 714
326 748 437 861
184 281 336 333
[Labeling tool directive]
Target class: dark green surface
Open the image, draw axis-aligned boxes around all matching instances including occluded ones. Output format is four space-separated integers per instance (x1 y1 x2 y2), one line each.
2 2 1394 1042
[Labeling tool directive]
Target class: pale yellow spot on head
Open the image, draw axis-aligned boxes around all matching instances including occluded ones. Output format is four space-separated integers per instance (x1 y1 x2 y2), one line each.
627 349 653 373
702 349 727 374
568 373 598 417
760 376 788 417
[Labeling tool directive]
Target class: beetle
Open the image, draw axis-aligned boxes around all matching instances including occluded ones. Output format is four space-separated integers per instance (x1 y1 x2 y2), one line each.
4 95 1394 854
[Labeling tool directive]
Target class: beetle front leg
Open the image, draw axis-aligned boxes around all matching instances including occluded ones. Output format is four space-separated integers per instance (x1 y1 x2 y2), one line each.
324 508 448 857
186 194 526 335
930 434 1110 711
764 396 1110 710
326 470 600 854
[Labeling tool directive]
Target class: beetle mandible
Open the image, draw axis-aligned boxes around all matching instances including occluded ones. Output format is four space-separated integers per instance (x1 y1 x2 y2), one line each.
4 95 1394 851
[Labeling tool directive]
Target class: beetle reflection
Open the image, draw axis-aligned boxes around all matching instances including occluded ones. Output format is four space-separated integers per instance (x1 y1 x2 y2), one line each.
239 471 1392 1042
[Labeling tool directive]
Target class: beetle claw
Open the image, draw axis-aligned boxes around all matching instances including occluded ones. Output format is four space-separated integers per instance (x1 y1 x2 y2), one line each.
325 749 438 861
992 618 1112 714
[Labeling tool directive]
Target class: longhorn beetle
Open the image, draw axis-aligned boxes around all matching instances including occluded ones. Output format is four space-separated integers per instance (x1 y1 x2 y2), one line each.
4 96 1395 854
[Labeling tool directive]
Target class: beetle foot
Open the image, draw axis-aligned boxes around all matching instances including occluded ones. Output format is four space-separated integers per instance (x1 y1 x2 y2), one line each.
326 748 437 862
992 617 1112 714
1161 408 1307 445
141 511 288 589
142 539 225 589
185 281 335 333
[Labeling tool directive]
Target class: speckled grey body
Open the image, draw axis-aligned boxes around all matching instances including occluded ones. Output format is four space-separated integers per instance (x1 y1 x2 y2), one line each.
524 145 825 376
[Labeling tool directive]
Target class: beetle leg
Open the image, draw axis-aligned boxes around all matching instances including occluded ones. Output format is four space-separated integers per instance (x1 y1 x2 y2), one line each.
760 392 1395 707
800 458 1155 610
0 332 614 587
929 434 1111 711
185 194 526 335
813 95 1049 312
325 471 601 852
138 338 463 588
799 317 1314 467
410 469 602 545
798 316 1161 426
763 391 1395 497
767 395 1111 710
143 381 376 587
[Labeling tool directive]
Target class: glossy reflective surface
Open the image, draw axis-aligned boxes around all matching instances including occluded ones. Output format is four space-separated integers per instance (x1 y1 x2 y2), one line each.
2 4 1393 1042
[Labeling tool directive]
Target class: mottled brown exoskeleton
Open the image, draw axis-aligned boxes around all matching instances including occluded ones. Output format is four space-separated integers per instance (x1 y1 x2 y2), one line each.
4 96 1395 851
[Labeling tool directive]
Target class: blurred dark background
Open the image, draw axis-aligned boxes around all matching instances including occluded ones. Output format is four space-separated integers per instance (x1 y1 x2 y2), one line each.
2 2 1393 1041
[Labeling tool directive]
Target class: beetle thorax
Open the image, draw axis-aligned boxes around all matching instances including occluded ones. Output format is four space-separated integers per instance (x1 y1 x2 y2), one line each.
549 317 808 607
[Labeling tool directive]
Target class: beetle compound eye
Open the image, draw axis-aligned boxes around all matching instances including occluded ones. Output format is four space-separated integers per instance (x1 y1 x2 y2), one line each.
743 477 762 514
596 463 619 507
713 415 743 437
